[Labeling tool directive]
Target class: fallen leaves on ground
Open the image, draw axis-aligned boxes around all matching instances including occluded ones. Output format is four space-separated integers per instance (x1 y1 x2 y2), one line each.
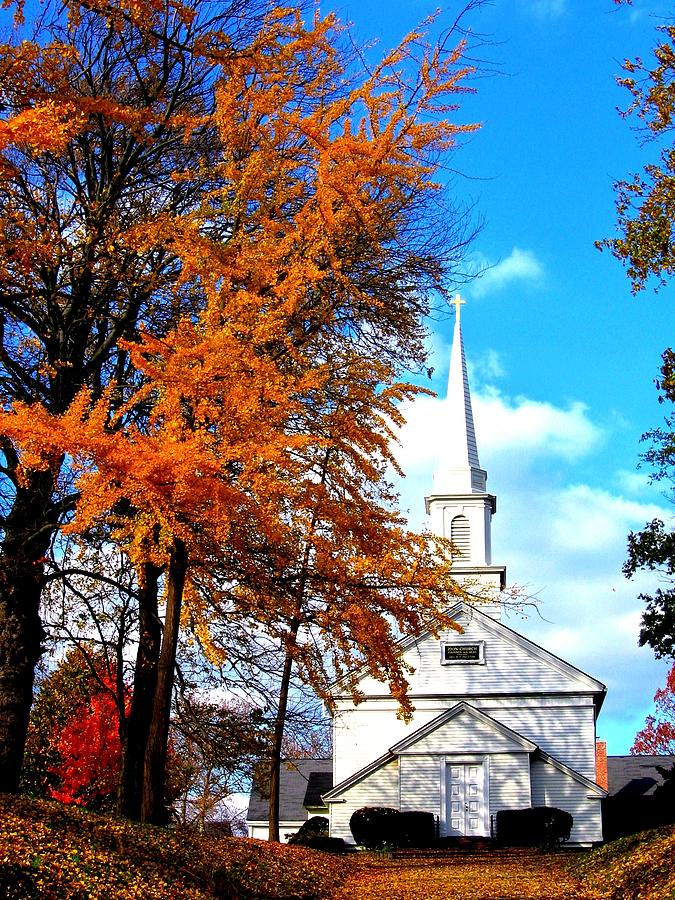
571 825 675 900
2 795 673 900
0 795 350 898
330 850 603 900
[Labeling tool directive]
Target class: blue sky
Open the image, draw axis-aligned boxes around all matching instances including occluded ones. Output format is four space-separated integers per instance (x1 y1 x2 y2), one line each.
321 0 675 753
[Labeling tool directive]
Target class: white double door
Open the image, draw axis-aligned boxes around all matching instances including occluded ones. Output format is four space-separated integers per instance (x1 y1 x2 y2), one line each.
446 761 487 836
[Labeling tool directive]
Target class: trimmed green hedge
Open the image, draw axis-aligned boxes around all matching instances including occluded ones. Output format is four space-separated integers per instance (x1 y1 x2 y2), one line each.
349 807 436 849
496 807 573 849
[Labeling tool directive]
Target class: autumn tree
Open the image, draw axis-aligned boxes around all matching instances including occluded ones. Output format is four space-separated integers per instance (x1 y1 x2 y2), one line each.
49 671 128 809
599 9 675 292
22 647 125 802
632 663 675 754
0 0 247 794
601 8 675 660
623 349 675 660
218 355 466 841
6 314 468 829
1 0 481 820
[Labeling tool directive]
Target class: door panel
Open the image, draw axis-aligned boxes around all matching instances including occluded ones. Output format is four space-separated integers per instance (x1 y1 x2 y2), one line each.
446 762 485 836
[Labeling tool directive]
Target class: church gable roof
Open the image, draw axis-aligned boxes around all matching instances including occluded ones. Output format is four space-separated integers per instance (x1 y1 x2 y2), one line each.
342 602 605 704
390 701 537 755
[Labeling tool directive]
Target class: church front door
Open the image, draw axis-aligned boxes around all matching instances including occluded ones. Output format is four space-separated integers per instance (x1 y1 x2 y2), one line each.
446 762 487 836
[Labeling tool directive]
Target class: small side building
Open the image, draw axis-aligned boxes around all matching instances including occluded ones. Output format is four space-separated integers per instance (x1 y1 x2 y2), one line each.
247 758 332 842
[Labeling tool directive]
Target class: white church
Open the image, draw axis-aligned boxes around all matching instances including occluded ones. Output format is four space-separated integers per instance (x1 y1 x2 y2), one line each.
248 305 607 846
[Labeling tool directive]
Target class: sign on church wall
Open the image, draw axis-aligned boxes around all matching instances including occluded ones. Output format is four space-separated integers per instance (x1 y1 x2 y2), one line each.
441 641 485 665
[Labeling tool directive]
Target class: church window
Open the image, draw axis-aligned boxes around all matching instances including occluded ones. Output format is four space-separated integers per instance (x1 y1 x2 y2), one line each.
450 514 470 559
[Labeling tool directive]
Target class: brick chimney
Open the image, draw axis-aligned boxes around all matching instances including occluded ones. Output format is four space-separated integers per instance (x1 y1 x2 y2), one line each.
595 739 608 790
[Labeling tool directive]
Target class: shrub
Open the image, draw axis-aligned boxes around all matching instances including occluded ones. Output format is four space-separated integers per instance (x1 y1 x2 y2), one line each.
349 807 436 849
349 807 400 849
395 811 436 848
301 836 348 852
286 816 329 846
496 806 573 849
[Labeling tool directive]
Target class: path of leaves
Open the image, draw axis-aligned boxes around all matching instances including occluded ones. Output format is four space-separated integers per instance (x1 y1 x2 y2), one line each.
330 850 601 900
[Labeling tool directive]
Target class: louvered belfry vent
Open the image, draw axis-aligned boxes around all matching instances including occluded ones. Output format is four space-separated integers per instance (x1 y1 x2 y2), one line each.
451 514 470 560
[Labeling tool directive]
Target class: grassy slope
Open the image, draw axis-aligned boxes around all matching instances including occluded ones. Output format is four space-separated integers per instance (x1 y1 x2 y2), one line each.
0 795 351 899
571 826 675 900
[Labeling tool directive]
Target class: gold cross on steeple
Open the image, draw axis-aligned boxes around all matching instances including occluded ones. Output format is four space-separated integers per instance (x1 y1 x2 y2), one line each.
452 292 465 323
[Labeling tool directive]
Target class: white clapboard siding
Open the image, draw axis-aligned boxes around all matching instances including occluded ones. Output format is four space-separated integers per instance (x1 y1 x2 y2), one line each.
328 760 399 843
396 753 534 839
530 758 603 846
490 705 597 780
332 696 596 786
399 755 441 817
332 706 441 785
398 754 533 825
332 702 527 786
328 601 604 844
354 616 596 698
488 754 531 819
395 710 530 757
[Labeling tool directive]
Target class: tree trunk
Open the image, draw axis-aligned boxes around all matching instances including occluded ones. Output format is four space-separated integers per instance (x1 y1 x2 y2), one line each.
0 472 55 792
118 561 162 819
268 619 300 842
141 537 187 824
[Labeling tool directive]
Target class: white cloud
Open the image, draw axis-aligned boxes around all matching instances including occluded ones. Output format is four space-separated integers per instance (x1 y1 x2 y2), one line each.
614 468 657 496
470 349 505 382
471 247 544 298
547 484 665 554
474 391 600 462
491 478 671 753
394 386 601 477
522 0 567 18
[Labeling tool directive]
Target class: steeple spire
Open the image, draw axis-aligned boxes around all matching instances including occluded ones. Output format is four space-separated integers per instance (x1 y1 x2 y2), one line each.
425 297 506 610
433 296 487 494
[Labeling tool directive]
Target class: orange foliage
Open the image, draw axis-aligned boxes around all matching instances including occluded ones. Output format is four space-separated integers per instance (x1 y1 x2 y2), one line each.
1 1 480 713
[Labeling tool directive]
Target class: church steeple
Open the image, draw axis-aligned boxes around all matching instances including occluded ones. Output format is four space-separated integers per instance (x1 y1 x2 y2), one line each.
433 295 487 495
425 296 506 606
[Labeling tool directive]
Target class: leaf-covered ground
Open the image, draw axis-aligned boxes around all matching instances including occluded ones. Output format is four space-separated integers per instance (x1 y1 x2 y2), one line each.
0 795 349 898
329 849 597 900
571 825 675 900
1 796 673 900
330 827 675 900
